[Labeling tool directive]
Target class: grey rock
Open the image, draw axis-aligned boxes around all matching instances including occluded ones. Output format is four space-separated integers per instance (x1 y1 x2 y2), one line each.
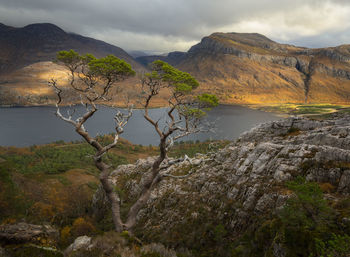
93 114 350 239
0 223 58 244
64 236 92 256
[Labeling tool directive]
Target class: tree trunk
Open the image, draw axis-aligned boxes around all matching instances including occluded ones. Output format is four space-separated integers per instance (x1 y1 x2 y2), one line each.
97 160 124 232
124 139 167 230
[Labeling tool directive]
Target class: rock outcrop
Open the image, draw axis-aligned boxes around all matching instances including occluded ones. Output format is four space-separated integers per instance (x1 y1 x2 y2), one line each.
0 222 58 245
94 114 350 249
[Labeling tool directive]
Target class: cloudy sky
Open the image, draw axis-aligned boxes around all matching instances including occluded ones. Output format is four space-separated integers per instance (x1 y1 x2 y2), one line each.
1 0 350 53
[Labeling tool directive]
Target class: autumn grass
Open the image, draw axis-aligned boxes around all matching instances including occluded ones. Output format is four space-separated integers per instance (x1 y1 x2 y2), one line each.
251 103 350 116
0 136 227 225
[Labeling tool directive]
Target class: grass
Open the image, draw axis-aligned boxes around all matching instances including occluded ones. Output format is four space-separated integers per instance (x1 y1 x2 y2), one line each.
0 136 229 255
0 136 227 225
252 103 350 116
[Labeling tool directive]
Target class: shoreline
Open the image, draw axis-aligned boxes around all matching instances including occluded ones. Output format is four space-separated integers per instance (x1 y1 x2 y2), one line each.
2 102 350 117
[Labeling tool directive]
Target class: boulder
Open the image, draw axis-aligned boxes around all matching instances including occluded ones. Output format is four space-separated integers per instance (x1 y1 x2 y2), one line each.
64 236 92 256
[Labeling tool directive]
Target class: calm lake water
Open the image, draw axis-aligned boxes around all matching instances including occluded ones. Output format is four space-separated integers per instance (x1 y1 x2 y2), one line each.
0 105 280 147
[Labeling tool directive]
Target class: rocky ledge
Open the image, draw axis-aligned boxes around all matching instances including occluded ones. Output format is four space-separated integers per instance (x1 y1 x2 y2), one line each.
94 113 350 249
0 223 58 244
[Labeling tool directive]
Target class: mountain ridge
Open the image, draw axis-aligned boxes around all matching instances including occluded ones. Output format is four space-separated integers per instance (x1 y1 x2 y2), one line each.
0 22 142 74
0 22 145 106
2 23 350 106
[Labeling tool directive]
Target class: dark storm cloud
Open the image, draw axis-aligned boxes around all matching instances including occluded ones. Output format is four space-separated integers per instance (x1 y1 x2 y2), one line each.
1 0 350 52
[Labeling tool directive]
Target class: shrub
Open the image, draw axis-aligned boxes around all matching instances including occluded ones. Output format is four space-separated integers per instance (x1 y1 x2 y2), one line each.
71 217 96 237
60 226 72 245
30 202 55 222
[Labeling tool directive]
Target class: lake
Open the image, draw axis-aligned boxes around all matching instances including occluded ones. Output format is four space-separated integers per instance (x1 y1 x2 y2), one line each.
0 105 281 147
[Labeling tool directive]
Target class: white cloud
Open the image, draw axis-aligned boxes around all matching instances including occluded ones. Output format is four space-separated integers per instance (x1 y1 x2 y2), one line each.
1 0 350 51
91 28 197 53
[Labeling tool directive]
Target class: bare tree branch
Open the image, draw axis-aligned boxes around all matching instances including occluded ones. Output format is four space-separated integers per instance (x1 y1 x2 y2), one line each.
50 50 136 232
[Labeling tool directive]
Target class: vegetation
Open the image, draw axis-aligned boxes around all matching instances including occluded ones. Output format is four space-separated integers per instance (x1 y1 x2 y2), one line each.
1 139 350 256
0 137 224 222
233 177 350 257
0 138 228 255
48 50 219 233
0 137 136 175
124 175 350 257
254 103 350 116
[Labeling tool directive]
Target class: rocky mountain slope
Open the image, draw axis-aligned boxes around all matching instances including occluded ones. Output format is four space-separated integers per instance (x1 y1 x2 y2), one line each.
95 113 350 256
140 33 350 105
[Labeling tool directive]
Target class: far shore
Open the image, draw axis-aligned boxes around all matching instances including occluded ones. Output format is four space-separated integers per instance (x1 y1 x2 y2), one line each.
2 102 350 117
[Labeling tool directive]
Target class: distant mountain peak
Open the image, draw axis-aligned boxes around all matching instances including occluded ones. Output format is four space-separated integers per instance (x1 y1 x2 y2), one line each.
21 23 67 37
23 23 64 30
208 32 279 49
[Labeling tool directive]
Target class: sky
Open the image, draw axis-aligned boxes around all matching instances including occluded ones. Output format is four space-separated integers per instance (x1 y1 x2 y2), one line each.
1 0 350 54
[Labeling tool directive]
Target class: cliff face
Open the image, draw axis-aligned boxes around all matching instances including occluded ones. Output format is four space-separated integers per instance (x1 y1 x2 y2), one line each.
95 113 350 255
184 33 350 104
140 33 350 104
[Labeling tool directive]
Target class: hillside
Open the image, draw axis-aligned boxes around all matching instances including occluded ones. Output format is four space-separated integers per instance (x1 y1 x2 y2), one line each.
97 113 350 256
2 114 350 256
140 33 350 105
0 23 142 73
0 23 144 106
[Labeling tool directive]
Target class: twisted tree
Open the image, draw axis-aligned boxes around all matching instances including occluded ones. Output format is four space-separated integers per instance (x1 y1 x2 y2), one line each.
50 52 217 233
49 50 135 232
123 60 219 229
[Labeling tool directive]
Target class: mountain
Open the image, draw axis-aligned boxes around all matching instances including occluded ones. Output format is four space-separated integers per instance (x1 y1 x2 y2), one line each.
3 25 350 106
128 50 151 58
136 51 186 67
139 32 350 104
0 23 145 106
0 23 142 73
